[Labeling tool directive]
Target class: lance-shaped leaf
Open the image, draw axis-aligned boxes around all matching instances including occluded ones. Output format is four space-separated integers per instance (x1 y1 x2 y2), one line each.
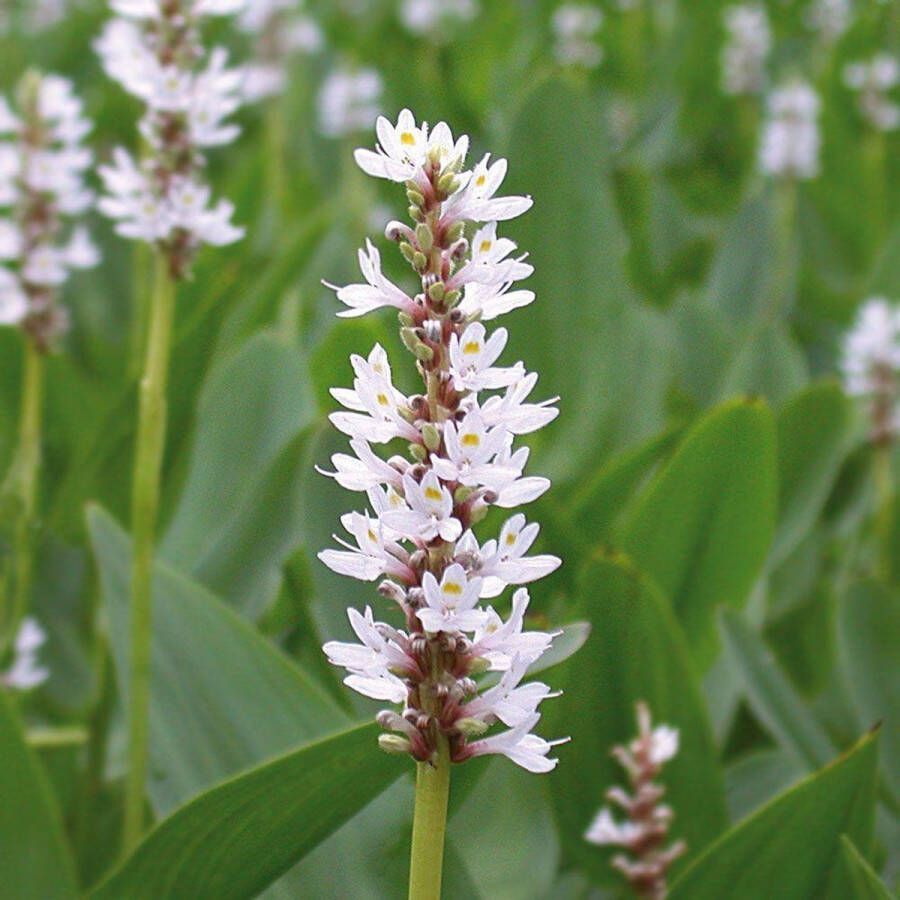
668 732 880 900
838 836 895 900
545 554 727 886
0 691 79 900
89 722 401 900
619 399 778 669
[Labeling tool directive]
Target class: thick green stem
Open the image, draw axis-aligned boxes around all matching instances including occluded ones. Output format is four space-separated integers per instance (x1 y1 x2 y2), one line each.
122 252 176 854
6 339 44 648
874 443 894 581
408 737 451 900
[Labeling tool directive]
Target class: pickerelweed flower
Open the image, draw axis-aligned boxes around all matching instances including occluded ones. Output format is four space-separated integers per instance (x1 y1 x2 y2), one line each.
95 0 246 278
720 5 771 97
585 702 686 900
0 72 99 349
842 298 900 445
399 0 478 39
320 109 566 774
1 617 49 691
844 54 900 133
805 0 852 45
317 67 383 139
758 81 821 180
551 4 604 69
237 0 323 103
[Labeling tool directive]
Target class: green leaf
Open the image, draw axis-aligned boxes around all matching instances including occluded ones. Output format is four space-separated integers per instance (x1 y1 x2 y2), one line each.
839 836 896 900
504 78 668 477
725 748 804 823
0 691 79 900
771 382 855 566
838 581 900 804
160 332 315 612
546 554 727 885
88 504 406 899
619 400 778 669
720 608 835 770
89 722 401 900
668 732 880 900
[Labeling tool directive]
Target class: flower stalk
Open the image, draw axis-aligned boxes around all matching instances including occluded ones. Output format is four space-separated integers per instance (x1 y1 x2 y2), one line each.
408 736 451 900
123 251 176 852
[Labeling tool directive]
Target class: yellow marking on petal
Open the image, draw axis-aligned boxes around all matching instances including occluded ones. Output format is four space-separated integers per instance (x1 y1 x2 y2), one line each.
479 240 492 253
443 582 463 595
461 433 481 448
400 131 416 146
505 532 518 546
424 486 443 501
476 174 486 186
376 392 390 406
367 529 378 542
462 341 481 355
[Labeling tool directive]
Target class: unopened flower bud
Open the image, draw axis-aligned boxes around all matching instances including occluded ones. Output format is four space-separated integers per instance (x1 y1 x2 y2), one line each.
409 442 428 462
378 580 408 605
406 187 425 207
437 172 460 195
446 220 465 242
455 717 490 737
454 485 476 504
421 422 441 451
412 251 428 271
378 734 412 755
415 222 433 251
428 282 446 303
399 241 416 264
444 289 461 309
467 656 490 675
409 205 425 222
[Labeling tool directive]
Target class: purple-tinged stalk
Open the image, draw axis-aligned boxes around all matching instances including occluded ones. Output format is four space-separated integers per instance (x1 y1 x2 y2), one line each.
585 702 686 900
320 109 566 898
94 0 247 854
0 72 98 659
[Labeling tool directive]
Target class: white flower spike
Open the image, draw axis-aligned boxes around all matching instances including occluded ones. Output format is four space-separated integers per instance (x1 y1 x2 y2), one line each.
321 110 565 773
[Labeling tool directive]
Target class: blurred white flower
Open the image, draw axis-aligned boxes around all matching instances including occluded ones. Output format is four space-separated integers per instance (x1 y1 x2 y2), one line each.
759 80 821 180
2 618 49 691
844 54 900 132
805 0 852 44
317 67 383 138
552 3 603 68
721 5 771 96
399 0 478 38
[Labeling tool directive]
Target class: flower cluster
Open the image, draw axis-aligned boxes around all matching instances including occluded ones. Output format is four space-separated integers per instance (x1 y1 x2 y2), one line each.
585 702 686 900
758 80 821 180
0 73 98 348
551 4 604 69
1 618 49 691
95 0 246 277
399 0 478 39
720 5 771 97
842 297 900 445
0 0 68 35
237 0 322 103
317 67 383 139
844 54 900 133
320 109 566 773
805 0 852 45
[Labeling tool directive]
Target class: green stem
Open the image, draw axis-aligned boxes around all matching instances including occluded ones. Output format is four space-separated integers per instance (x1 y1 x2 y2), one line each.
768 178 797 321
122 252 176 854
7 338 44 647
408 737 451 900
266 100 288 219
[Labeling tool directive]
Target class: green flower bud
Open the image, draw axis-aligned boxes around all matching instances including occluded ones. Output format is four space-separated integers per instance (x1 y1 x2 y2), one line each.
415 223 434 252
455 717 490 737
378 734 412 755
421 422 441 451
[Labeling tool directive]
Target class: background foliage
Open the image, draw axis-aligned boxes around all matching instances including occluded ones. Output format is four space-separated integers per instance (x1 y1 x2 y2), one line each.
1 0 898 897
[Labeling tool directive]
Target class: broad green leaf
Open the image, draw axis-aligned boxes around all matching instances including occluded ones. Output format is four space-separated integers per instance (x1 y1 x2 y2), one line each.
504 78 668 477
839 836 896 900
725 748 803 823
161 332 315 612
721 608 835 770
619 399 778 669
669 732 880 900
838 581 900 803
89 722 401 900
87 505 405 899
546 554 727 885
0 691 78 900
771 383 855 566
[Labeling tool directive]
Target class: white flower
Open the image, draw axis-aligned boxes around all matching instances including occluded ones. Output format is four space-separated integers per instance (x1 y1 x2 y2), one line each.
468 712 569 773
0 269 28 325
552 4 603 69
476 514 562 598
400 0 477 37
325 239 416 318
417 564 487 633
759 81 821 180
462 655 558 727
443 154 533 223
469 588 556 670
431 410 510 489
318 508 413 583
448 322 523 393
844 54 900 132
477 372 560 435
318 67 383 138
842 298 900 398
805 0 852 44
382 471 463 543
721 5 770 96
321 437 408 492
2 618 49 691
585 808 645 846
